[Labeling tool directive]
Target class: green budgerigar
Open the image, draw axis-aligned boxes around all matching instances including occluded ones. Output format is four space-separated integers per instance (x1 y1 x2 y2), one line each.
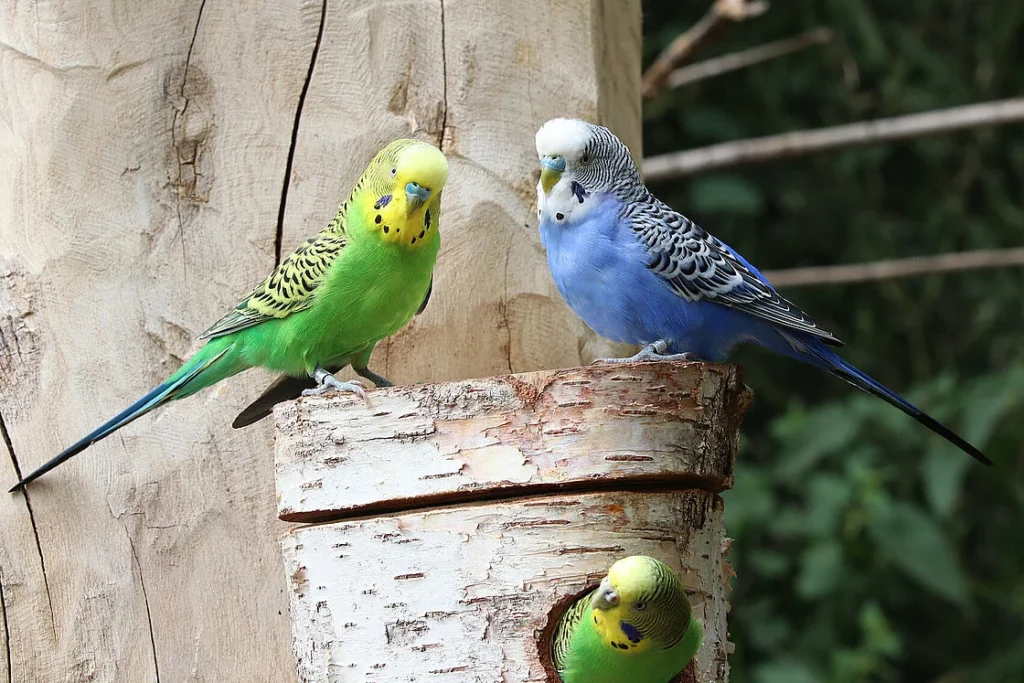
552 555 703 683
10 138 448 492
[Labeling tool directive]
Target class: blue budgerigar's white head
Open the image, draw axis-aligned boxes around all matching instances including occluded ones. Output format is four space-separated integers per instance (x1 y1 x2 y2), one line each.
535 118 642 198
535 118 644 228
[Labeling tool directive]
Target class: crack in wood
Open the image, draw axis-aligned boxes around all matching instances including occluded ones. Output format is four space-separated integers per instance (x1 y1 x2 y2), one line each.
282 472 724 525
0 412 55 638
275 0 327 265
0 563 11 683
124 526 160 682
437 0 448 150
171 0 208 275
499 235 515 374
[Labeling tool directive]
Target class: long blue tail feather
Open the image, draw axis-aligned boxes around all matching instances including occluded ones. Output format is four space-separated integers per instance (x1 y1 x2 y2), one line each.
779 331 991 465
9 347 230 492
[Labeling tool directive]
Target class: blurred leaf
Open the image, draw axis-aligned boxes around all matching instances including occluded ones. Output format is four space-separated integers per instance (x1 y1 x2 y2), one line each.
688 174 764 216
798 540 844 599
744 598 794 652
868 501 969 606
923 450 971 518
754 659 822 683
805 474 854 536
753 549 791 580
925 368 1022 515
859 602 901 658
772 404 862 479
682 106 747 142
724 467 774 533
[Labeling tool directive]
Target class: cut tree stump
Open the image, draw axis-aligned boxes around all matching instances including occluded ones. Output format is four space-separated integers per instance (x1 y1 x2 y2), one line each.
276 361 750 682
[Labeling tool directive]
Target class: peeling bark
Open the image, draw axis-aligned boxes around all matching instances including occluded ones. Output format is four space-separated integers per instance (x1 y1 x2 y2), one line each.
276 362 747 522
284 491 733 683
277 361 747 682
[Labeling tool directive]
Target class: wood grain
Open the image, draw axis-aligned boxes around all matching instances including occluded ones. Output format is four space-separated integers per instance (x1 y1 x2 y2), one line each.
0 0 642 680
275 362 749 522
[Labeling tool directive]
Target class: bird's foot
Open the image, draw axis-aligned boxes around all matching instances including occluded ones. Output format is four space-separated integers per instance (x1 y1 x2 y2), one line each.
353 366 394 388
593 340 699 364
302 367 373 407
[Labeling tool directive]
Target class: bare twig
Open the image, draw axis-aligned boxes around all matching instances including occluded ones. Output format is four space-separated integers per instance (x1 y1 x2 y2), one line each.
667 27 834 89
642 0 769 101
643 97 1024 181
761 248 1024 288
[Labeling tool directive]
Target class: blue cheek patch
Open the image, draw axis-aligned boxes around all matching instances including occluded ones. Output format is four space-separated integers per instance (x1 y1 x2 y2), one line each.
374 194 393 210
620 620 643 645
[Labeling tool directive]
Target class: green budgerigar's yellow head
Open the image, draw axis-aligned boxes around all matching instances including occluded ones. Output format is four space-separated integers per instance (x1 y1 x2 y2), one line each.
590 555 694 655
355 138 448 249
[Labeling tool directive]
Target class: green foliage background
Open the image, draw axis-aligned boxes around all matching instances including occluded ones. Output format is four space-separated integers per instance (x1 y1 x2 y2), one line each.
640 2 1024 681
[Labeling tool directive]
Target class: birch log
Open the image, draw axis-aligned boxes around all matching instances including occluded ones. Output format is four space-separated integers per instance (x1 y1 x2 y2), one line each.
278 361 750 682
0 1 641 681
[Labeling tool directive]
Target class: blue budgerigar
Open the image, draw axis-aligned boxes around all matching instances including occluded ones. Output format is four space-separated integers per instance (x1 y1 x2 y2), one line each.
535 118 989 465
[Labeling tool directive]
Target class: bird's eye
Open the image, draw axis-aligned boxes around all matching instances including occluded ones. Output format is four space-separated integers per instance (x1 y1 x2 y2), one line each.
580 154 591 165
634 601 647 611
391 167 397 177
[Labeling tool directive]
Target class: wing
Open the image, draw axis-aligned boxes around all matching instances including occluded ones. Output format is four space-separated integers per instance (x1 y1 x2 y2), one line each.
231 369 343 428
629 197 843 347
551 591 592 671
200 230 347 340
415 277 432 316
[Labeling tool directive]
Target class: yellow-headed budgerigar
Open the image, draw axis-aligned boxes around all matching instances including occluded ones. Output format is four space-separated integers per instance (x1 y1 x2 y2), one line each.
551 555 703 683
534 117 990 465
9 139 448 492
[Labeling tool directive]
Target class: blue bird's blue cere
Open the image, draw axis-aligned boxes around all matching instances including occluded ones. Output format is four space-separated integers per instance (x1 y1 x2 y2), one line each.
534 116 990 465
620 620 643 645
542 155 566 171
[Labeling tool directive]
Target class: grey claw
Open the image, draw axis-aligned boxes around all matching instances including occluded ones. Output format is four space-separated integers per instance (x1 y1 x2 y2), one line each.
302 369 373 407
592 340 697 364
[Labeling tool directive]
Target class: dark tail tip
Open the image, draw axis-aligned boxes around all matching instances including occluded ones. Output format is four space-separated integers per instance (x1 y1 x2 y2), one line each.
8 480 24 494
825 358 993 466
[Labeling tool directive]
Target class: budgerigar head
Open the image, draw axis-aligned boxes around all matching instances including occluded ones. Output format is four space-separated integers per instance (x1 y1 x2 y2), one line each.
589 555 694 655
535 118 642 199
356 138 448 249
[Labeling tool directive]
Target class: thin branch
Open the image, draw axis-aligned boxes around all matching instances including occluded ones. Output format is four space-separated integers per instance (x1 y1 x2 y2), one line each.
667 27 833 89
643 97 1024 181
642 0 769 101
761 248 1024 288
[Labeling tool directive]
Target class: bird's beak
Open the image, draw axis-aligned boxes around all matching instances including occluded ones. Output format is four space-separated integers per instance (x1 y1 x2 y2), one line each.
591 577 620 611
540 155 566 194
405 182 431 216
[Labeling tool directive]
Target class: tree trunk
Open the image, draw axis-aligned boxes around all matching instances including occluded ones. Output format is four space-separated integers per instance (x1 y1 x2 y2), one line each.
0 0 641 680
278 362 749 682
